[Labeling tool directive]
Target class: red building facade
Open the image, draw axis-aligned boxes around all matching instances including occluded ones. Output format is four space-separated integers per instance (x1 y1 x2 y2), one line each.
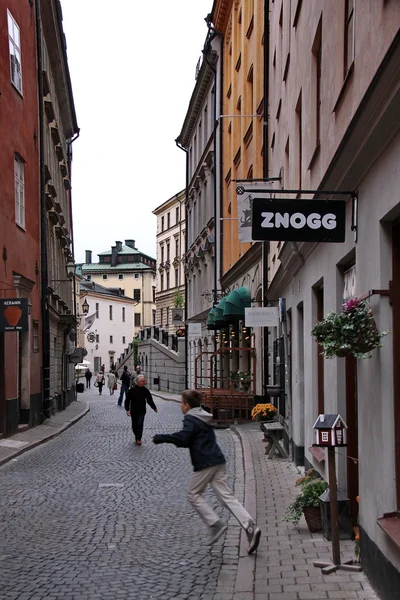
0 1 42 434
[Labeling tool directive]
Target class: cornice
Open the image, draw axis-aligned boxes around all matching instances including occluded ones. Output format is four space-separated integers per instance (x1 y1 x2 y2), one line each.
212 0 233 32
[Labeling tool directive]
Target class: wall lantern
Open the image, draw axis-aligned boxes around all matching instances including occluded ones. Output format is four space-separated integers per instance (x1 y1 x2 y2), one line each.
82 298 89 315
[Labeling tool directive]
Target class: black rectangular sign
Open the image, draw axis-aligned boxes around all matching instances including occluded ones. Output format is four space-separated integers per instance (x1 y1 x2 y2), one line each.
0 298 29 332
251 198 346 243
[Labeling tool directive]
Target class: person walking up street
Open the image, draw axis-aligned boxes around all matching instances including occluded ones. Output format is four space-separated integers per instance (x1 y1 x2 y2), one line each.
125 375 157 445
118 366 131 406
107 370 117 395
95 372 105 395
132 365 145 386
84 368 92 389
153 389 261 554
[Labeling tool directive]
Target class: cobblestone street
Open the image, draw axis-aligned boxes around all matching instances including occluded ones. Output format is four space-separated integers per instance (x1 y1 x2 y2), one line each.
0 389 239 600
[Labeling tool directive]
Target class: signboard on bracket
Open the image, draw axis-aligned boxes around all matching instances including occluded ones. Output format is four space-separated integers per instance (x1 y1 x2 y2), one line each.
251 198 346 243
188 322 201 339
0 298 29 332
236 181 274 243
245 307 279 327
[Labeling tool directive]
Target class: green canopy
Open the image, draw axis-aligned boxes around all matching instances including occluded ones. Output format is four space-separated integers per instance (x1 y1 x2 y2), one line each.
223 287 252 321
213 297 229 329
206 307 216 330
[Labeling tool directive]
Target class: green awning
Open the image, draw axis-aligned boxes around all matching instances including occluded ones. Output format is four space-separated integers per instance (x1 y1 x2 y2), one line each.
206 307 217 330
213 297 229 329
223 287 252 321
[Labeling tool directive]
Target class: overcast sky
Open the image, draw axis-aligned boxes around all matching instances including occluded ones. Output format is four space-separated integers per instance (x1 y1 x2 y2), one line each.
62 0 212 263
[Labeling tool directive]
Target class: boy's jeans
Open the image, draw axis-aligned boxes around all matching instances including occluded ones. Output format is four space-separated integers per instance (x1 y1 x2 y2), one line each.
187 464 253 529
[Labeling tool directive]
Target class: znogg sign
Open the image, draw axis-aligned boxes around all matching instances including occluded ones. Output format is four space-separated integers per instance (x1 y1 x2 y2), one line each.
251 198 346 243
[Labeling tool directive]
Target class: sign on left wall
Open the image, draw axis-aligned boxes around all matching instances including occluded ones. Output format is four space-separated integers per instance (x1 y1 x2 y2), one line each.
0 298 29 332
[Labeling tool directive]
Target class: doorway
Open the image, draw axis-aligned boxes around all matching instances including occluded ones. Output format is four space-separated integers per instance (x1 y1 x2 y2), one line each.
346 355 359 522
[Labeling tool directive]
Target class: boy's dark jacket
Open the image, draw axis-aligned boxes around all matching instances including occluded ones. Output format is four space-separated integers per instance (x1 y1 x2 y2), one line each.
153 407 226 472
124 386 157 416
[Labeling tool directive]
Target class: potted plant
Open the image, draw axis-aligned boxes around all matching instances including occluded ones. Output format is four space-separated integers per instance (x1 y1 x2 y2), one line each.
229 371 240 390
311 298 388 359
284 470 328 532
172 290 184 308
251 403 277 422
238 371 252 391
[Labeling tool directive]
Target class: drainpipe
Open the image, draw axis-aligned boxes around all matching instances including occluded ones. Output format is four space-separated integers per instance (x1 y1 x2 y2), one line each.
35 0 51 420
262 0 270 400
175 140 189 388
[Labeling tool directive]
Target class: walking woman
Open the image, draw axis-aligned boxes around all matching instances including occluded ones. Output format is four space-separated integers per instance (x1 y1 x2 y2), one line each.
95 372 105 395
108 370 117 395
125 375 157 445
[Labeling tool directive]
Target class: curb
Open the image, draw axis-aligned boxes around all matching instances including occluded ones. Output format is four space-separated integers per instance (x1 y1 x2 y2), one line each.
151 391 180 404
0 402 90 468
230 424 257 594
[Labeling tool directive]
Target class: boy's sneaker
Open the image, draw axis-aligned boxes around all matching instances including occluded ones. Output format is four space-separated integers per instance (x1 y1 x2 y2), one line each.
209 520 227 544
246 523 261 554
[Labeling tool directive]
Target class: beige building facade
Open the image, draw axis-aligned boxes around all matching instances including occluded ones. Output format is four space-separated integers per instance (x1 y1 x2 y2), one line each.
266 1 400 597
153 191 185 333
78 241 156 336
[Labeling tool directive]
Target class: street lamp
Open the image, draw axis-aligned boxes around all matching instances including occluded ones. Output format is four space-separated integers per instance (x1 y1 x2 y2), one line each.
82 297 89 315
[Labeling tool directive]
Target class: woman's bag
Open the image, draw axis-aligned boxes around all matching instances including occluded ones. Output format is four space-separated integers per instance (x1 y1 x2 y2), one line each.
113 383 118 390
94 381 99 388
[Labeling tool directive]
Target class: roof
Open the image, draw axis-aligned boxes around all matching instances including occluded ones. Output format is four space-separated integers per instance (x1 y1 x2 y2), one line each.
152 190 185 215
313 414 347 429
98 244 139 256
80 280 133 301
80 263 155 272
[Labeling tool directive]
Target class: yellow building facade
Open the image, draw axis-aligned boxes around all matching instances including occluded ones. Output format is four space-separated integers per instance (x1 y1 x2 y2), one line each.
213 0 265 276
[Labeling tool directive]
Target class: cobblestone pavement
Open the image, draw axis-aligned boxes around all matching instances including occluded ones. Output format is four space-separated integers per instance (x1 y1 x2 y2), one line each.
232 423 380 600
0 388 239 600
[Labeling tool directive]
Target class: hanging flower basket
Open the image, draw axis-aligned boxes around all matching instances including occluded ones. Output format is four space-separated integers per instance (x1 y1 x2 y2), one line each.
311 298 389 359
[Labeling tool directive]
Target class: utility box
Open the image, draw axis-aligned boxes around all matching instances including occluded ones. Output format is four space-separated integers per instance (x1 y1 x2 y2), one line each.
319 488 352 540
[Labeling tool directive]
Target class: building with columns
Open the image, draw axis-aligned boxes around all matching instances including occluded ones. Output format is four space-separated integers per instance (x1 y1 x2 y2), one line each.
153 190 185 334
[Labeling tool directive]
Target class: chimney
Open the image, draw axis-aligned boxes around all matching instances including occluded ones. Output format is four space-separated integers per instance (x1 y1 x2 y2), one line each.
116 241 123 251
125 239 136 249
111 245 117 267
85 250 92 264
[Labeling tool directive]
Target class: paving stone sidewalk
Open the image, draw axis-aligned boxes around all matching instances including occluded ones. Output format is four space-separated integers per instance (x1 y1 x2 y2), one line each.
229 422 379 600
0 399 89 466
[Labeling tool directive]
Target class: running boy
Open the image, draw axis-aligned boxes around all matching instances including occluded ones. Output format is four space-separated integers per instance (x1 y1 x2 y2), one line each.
153 389 261 553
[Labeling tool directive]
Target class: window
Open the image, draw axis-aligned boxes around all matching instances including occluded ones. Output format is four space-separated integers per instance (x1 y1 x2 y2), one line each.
33 321 39 353
134 313 141 327
160 274 164 291
160 307 164 326
119 274 124 280
161 245 164 264
166 307 169 326
247 65 254 114
122 336 126 344
175 238 179 257
152 286 156 302
166 272 170 290
175 268 179 287
167 212 170 228
312 20 322 147
321 432 329 443
14 155 25 228
87 275 91 281
96 334 99 343
103 274 108 280
166 243 170 262
110 335 113 344
95 303 99 318
7 11 22 93
122 307 125 322
296 92 302 189
152 310 156 325
315 285 325 414
134 273 140 279
344 0 355 76
133 289 141 302
109 305 113 320
176 206 179 224
161 216 165 231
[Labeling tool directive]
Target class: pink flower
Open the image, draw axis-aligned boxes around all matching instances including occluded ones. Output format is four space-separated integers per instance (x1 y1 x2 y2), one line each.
343 298 362 312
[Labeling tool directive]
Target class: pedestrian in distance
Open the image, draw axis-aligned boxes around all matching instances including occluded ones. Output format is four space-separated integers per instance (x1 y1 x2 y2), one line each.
118 366 131 406
95 372 105 395
153 389 261 553
84 368 92 389
133 364 145 386
125 375 157 445
107 370 117 395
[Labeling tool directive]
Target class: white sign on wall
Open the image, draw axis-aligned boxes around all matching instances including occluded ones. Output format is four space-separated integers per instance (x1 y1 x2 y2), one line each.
188 322 202 339
236 181 274 243
245 307 279 327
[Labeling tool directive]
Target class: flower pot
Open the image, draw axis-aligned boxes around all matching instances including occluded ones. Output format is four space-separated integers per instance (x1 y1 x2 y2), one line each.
303 506 322 532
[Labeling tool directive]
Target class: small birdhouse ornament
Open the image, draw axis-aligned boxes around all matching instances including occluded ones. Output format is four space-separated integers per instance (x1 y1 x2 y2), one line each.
313 414 348 447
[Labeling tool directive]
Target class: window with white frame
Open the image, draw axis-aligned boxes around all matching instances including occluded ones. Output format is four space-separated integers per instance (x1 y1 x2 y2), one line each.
33 321 39 353
14 155 25 228
7 11 22 93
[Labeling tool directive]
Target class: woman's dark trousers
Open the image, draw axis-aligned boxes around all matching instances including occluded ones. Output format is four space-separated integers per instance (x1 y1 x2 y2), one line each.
131 414 145 441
